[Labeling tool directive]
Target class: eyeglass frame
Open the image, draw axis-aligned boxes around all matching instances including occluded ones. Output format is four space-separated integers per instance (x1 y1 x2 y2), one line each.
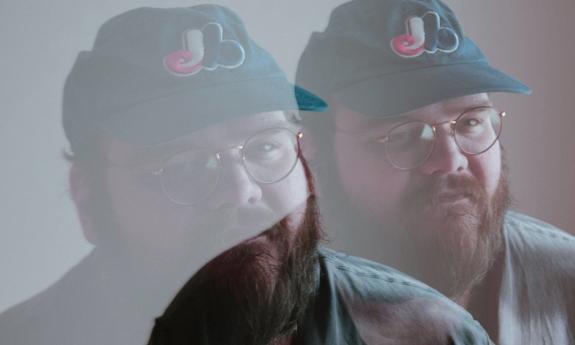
150 127 304 206
372 106 506 171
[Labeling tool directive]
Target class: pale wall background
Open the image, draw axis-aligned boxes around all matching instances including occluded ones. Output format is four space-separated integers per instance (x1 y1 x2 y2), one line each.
1 0 573 313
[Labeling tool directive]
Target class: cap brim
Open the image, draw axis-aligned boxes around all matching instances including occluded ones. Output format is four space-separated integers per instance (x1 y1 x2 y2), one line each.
333 62 531 117
295 85 328 112
98 78 326 145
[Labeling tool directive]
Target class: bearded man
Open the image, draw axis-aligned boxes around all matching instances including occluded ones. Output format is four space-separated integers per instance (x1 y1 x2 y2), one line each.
0 4 492 345
296 0 575 344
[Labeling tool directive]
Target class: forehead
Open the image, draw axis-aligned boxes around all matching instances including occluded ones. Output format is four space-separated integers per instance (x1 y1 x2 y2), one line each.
334 93 492 131
105 110 294 164
169 110 294 147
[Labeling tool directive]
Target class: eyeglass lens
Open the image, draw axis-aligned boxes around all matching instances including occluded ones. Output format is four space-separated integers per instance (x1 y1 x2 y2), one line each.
243 128 300 184
386 107 502 169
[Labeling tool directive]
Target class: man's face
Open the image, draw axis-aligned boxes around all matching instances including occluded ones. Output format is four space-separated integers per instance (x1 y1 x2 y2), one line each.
331 93 509 298
84 111 313 276
79 110 322 343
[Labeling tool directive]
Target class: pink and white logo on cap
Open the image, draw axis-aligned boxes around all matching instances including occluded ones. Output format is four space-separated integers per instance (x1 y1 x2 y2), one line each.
390 12 459 58
164 22 245 76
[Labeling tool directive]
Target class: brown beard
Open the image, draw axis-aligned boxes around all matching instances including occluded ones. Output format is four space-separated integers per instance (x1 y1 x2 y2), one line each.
148 157 323 345
397 160 510 299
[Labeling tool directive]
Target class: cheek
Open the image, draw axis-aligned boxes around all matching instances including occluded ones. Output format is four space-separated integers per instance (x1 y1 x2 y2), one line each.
333 135 409 221
468 144 502 197
105 171 199 252
263 161 309 223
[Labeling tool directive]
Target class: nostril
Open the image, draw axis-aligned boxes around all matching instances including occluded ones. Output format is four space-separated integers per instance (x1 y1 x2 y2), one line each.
247 194 260 205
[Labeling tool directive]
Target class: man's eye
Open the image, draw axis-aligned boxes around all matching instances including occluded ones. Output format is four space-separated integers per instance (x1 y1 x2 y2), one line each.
247 142 282 158
162 150 217 172
385 124 430 150
457 117 488 135
259 142 280 152
256 142 282 153
390 133 411 146
463 118 482 127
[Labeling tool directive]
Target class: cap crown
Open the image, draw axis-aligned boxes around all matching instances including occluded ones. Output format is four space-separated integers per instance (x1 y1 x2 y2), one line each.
297 0 529 117
63 5 325 147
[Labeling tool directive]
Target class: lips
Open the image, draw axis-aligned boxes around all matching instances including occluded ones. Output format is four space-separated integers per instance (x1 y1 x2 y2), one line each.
422 189 480 212
433 192 471 203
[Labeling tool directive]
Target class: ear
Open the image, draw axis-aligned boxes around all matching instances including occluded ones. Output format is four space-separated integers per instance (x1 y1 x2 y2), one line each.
69 163 97 245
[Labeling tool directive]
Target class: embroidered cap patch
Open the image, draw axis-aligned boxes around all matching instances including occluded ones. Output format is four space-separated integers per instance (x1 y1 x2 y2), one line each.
164 22 246 76
391 12 459 58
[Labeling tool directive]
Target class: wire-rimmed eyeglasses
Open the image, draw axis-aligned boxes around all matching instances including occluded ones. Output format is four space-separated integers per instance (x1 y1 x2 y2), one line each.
374 106 506 170
152 127 303 205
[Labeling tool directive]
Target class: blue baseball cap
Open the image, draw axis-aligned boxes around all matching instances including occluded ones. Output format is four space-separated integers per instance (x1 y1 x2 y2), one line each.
63 5 326 147
296 0 530 117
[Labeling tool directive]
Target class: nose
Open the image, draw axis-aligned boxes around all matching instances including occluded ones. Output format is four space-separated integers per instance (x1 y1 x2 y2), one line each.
207 150 263 209
417 127 468 175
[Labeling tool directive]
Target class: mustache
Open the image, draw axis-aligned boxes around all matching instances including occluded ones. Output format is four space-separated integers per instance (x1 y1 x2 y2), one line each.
403 174 486 209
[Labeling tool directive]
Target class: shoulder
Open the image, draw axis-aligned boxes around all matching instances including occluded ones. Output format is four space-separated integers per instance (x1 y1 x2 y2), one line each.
504 211 575 259
317 246 438 298
505 211 574 240
502 211 575 335
316 247 492 344
504 211 575 285
0 256 98 345
0 280 71 344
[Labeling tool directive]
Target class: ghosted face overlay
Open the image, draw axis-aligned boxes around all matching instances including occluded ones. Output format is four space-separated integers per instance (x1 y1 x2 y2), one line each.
72 110 323 344
72 110 318 273
331 93 509 298
155 167 322 345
